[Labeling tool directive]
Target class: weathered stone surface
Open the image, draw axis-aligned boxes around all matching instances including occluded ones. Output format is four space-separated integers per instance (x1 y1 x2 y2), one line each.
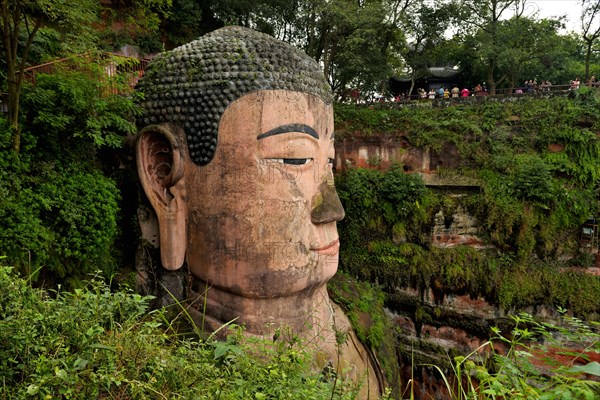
136 26 332 166
135 27 383 398
333 98 600 398
431 204 485 249
335 134 473 177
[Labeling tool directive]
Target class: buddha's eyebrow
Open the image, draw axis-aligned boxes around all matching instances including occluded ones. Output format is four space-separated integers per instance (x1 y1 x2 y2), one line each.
257 123 318 140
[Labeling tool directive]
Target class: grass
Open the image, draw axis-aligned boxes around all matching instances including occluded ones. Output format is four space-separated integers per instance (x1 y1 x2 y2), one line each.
0 263 359 400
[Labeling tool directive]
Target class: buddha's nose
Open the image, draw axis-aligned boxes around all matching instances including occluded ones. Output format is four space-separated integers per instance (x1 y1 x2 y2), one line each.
311 177 345 224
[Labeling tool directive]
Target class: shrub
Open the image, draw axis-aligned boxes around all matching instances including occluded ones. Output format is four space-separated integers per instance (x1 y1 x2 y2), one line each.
0 264 359 399
432 312 600 400
0 156 120 285
0 59 141 284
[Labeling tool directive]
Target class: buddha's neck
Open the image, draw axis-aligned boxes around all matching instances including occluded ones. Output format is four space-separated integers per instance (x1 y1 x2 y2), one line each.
187 279 335 338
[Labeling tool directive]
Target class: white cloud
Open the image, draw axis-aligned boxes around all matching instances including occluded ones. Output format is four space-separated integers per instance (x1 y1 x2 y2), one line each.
532 0 583 32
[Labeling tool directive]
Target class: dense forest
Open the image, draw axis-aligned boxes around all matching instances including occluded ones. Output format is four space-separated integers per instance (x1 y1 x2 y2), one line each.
1 0 599 398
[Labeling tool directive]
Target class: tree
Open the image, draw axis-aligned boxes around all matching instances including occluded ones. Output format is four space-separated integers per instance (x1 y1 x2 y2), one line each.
458 0 522 93
296 0 361 93
457 0 571 93
0 0 99 153
0 58 143 282
284 0 390 97
400 1 459 95
519 31 581 87
314 0 394 97
0 0 172 154
580 0 600 81
102 0 171 34
157 0 410 97
493 17 564 91
293 0 417 98
99 0 172 53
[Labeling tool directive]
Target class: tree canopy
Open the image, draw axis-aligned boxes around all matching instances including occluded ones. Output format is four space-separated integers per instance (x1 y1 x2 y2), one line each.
0 0 99 152
1 0 599 139
580 0 600 80
156 0 596 98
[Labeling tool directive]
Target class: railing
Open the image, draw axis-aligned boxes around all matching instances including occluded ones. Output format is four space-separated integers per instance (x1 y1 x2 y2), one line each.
6 54 600 113
0 53 148 115
21 52 148 93
351 83 599 105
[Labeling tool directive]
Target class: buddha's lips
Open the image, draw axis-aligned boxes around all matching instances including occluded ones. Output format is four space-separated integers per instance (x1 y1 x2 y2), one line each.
311 239 340 254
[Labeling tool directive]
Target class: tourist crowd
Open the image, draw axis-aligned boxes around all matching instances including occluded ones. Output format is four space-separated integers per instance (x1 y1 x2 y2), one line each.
354 75 598 104
385 75 599 103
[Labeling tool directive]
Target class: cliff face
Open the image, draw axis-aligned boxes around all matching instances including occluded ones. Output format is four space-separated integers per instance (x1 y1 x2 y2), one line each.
332 97 600 397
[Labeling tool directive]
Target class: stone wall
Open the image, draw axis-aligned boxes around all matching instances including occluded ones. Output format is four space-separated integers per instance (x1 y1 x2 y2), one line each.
334 134 600 398
335 133 463 173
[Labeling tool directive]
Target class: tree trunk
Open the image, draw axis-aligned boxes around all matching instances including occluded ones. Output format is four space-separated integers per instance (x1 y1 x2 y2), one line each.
409 69 416 96
8 82 20 153
584 39 592 82
508 75 515 94
487 62 496 95
0 2 42 154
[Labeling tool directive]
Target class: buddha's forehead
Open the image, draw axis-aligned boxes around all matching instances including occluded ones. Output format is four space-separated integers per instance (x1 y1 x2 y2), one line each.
135 26 332 166
215 91 333 144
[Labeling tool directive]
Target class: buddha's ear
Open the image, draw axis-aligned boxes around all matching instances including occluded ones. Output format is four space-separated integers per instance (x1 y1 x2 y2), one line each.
136 125 187 270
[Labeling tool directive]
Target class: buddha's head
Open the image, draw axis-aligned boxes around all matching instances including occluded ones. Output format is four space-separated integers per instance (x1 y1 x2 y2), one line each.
135 26 345 333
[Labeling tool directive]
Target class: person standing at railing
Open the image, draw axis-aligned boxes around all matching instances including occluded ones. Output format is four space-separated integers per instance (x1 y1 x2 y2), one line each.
461 87 469 97
541 80 551 91
451 86 459 98
570 77 580 90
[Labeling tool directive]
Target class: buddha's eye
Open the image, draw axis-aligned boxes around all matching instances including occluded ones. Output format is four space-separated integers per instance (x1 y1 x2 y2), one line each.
266 158 313 165
327 158 334 164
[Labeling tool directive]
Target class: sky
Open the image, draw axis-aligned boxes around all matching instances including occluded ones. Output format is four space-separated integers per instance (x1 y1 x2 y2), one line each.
533 0 583 32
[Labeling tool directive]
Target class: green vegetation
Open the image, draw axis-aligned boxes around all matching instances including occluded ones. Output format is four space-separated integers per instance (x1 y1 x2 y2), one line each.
4 1 600 127
328 272 401 389
335 94 600 318
429 312 600 400
329 273 388 349
0 0 171 152
0 2 598 397
156 0 599 98
0 61 141 287
0 264 359 399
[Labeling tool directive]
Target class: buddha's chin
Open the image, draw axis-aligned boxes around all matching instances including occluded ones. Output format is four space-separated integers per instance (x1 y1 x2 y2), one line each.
192 258 338 300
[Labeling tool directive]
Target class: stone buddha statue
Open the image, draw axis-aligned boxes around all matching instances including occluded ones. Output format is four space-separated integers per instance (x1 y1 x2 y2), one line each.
134 26 383 398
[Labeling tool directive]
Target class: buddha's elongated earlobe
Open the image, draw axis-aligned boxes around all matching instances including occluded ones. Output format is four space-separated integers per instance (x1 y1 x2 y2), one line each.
136 125 187 270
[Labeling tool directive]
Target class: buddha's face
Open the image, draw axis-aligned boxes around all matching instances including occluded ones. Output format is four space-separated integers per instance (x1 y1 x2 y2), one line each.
184 90 344 298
